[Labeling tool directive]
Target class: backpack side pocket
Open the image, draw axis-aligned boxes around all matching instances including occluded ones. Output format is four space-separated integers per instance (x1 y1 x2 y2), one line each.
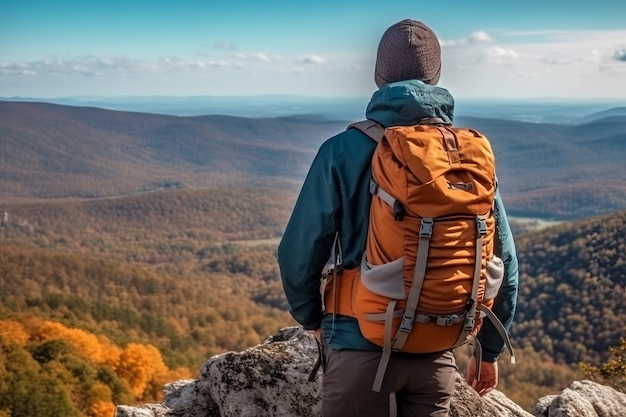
484 255 504 301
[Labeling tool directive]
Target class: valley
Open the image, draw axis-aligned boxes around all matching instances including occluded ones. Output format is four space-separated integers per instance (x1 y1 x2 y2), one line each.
0 100 625 414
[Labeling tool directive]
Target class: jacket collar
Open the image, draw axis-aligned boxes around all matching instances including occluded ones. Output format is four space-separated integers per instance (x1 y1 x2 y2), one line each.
365 80 455 127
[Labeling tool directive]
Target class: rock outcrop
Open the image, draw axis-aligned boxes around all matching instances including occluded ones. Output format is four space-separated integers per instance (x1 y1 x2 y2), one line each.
115 327 626 417
533 380 626 417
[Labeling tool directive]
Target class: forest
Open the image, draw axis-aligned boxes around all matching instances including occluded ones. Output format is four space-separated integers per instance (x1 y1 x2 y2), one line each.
1 185 625 414
0 316 190 417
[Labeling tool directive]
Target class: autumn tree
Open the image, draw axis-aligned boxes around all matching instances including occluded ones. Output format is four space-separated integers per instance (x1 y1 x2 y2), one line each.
581 336 626 393
115 343 167 399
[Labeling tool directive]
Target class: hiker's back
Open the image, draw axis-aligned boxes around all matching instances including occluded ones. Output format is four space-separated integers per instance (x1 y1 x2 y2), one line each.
322 118 517 393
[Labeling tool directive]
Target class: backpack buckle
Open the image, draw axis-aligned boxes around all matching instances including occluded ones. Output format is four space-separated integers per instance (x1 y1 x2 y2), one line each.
437 314 459 326
419 218 433 238
400 314 414 333
476 217 487 237
464 311 476 331
369 178 379 195
393 201 405 221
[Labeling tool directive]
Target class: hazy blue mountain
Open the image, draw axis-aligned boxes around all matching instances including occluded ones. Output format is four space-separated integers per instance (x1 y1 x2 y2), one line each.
0 95 368 121
578 107 626 123
2 95 623 123
1 100 625 219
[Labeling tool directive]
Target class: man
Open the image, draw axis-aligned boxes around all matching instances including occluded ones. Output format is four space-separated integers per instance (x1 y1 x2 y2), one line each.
277 19 518 417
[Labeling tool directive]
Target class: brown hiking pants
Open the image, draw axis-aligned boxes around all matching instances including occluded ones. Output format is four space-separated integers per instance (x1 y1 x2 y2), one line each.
321 346 456 417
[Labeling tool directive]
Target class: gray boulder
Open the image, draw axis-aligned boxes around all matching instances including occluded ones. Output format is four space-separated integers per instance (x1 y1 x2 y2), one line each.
114 327 621 417
533 380 626 417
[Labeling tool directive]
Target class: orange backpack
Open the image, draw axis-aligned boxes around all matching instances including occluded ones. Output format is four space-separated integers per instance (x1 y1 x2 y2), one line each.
323 119 515 391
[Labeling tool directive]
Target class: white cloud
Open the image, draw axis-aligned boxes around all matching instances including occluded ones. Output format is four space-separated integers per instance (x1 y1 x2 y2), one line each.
193 60 233 68
0 55 245 77
299 54 328 64
0 62 37 76
442 29 626 98
0 50 323 81
469 31 493 44
229 52 274 62
441 30 493 46
251 52 272 62
482 46 519 64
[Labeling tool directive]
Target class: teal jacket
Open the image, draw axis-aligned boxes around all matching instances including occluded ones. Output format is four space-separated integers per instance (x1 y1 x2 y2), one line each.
277 80 519 362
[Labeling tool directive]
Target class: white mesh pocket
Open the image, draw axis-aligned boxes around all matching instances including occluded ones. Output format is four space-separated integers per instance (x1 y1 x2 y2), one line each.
485 255 504 300
360 254 406 300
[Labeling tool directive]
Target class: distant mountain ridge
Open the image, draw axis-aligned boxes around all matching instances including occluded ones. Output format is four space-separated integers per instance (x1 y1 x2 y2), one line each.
579 107 626 123
0 101 344 198
2 101 625 219
454 114 626 219
3 95 622 123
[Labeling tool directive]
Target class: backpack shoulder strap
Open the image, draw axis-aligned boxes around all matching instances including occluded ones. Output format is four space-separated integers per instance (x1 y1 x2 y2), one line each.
347 120 385 143
348 117 452 143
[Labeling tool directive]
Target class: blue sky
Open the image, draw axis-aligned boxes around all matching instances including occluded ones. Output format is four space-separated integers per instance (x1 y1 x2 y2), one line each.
2 0 626 100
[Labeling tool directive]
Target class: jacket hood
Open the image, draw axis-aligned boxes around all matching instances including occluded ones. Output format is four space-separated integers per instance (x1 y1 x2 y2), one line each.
365 79 455 127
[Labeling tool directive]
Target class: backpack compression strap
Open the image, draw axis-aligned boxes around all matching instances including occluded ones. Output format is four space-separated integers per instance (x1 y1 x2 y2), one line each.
363 211 492 392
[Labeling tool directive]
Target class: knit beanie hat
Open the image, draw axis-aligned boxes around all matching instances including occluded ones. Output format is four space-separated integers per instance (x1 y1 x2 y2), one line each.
375 19 442 88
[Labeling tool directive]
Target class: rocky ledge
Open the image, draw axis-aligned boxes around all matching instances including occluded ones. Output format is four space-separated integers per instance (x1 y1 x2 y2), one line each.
115 327 626 417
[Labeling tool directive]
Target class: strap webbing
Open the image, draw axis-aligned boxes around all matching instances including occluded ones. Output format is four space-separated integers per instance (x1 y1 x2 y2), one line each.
436 126 461 165
372 300 397 392
329 232 342 343
463 307 516 385
369 179 396 208
388 392 397 417
451 216 486 348
371 217 432 391
478 304 516 364
348 120 385 143
468 334 483 381
364 309 404 321
365 310 465 326
391 217 433 352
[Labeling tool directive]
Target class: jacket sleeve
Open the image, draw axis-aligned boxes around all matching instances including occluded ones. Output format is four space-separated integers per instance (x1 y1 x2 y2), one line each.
478 187 519 362
277 141 340 330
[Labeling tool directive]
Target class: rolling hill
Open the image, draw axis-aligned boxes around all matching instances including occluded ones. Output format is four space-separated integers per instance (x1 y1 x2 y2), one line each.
455 115 626 219
513 209 626 365
0 101 344 199
2 183 624 368
2 101 625 219
0 186 297 369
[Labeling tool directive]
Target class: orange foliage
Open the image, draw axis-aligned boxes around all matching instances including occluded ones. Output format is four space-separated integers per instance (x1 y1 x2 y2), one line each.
36 321 122 367
5 316 186 404
116 343 167 399
88 400 116 417
34 320 181 400
0 319 30 344
163 366 193 382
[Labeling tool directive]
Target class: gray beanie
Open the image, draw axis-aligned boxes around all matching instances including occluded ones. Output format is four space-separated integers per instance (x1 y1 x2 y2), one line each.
375 19 442 88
